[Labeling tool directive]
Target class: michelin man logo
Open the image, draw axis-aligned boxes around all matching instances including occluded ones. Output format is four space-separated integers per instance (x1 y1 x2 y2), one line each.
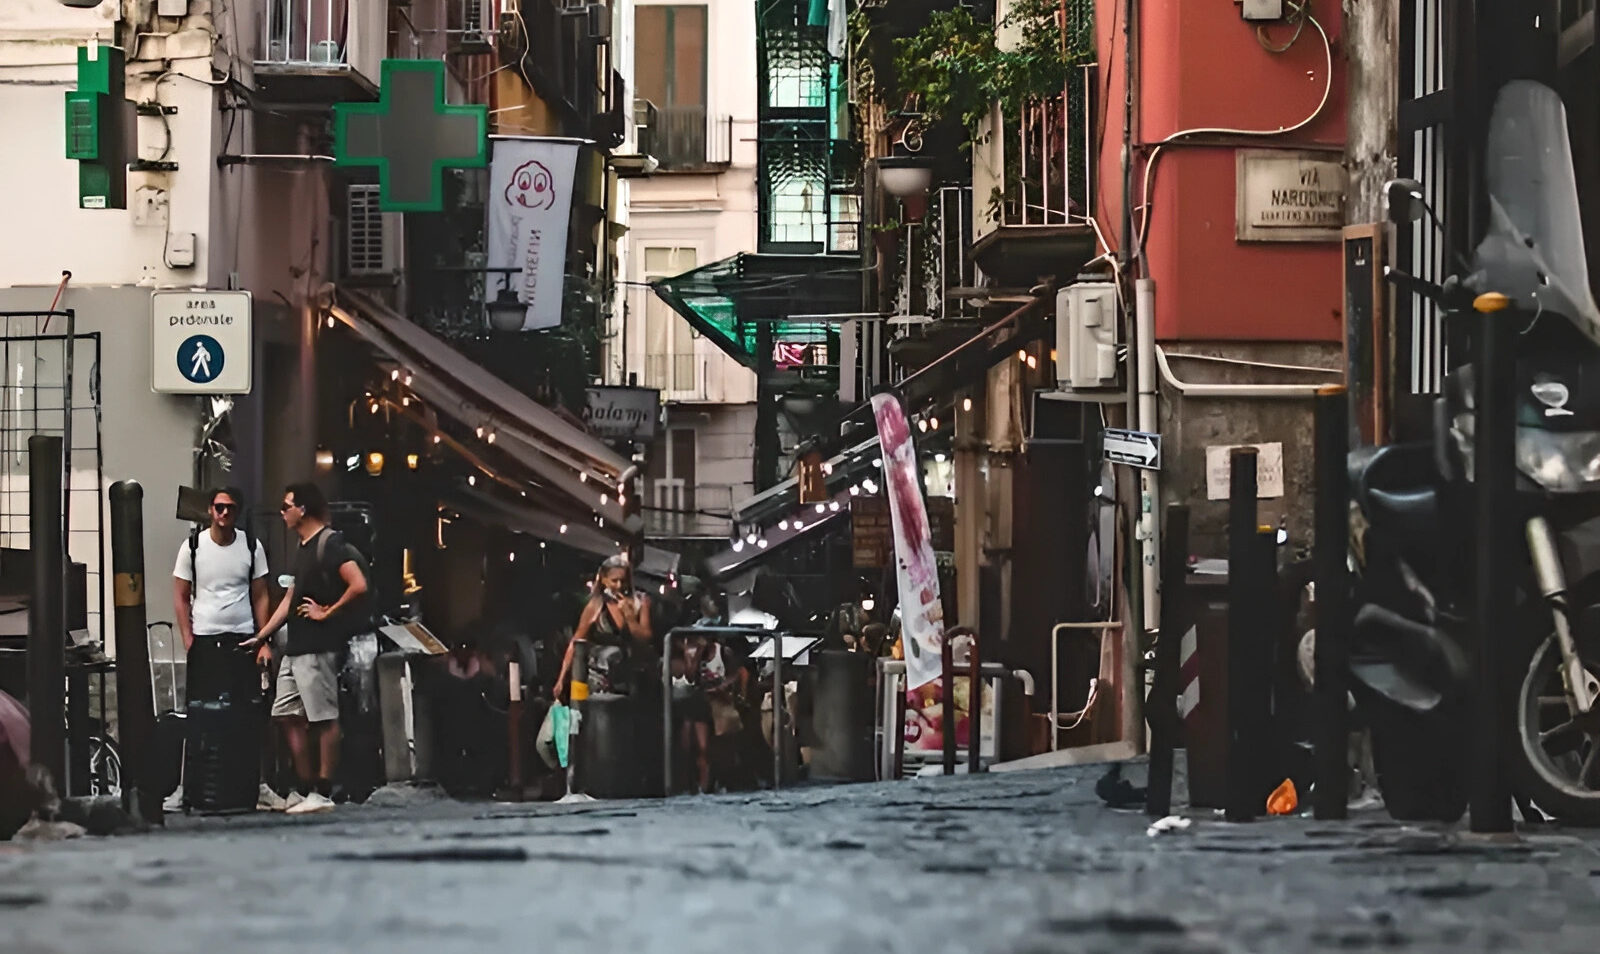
505 160 557 211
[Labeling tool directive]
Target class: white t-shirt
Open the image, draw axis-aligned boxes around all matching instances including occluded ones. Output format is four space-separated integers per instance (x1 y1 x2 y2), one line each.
173 530 269 636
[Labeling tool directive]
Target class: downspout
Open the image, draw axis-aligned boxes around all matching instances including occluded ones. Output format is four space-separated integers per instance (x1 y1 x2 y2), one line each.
1135 278 1159 633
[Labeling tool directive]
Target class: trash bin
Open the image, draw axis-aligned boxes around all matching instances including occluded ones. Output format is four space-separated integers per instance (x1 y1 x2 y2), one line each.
810 651 874 782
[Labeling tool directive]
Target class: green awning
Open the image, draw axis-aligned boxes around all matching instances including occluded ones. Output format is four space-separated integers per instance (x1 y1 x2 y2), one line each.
649 252 861 371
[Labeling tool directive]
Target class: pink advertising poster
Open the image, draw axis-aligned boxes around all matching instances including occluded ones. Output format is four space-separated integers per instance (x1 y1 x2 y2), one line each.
871 393 945 690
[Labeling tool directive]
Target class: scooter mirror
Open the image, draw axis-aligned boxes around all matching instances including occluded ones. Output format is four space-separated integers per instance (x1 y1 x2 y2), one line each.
1383 178 1429 225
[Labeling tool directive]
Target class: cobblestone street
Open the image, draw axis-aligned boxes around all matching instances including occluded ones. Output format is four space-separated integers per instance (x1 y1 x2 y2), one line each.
7 763 1600 954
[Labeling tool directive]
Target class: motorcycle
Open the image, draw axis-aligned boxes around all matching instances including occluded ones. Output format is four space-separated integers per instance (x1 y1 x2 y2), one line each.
1345 78 1600 824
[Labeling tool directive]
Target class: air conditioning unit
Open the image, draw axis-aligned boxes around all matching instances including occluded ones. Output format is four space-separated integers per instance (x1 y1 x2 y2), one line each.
1055 282 1122 391
345 184 403 279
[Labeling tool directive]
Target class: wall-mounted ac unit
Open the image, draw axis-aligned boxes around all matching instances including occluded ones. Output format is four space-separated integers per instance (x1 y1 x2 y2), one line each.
346 184 403 279
1055 282 1121 391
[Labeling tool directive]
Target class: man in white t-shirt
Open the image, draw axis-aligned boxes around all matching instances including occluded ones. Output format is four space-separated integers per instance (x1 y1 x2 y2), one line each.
171 487 273 812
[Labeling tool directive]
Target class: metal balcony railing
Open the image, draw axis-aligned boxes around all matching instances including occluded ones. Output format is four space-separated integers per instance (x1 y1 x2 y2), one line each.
261 0 349 67
635 102 733 170
643 352 701 396
644 481 739 539
1006 64 1095 227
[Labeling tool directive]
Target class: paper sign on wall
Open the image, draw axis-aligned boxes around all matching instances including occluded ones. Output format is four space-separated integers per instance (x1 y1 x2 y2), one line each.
486 137 582 330
1205 442 1285 500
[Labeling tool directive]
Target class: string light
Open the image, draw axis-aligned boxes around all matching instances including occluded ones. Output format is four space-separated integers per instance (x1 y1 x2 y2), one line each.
962 397 973 412
916 418 928 433
745 532 758 545
929 417 940 430
828 501 841 512
779 519 790 530
732 539 745 552
1026 355 1038 370
935 453 947 463
406 453 420 470
814 503 826 513
579 473 588 483
326 316 335 329
476 426 485 439
849 485 860 496
559 524 568 534
509 551 517 563
404 374 413 386
600 494 609 506
468 475 476 486
1017 349 1028 362
390 369 400 381
486 431 497 444
757 538 768 549
433 435 442 445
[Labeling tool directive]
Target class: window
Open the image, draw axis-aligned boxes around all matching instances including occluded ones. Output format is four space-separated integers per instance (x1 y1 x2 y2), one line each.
634 6 708 108
645 427 697 534
642 247 699 393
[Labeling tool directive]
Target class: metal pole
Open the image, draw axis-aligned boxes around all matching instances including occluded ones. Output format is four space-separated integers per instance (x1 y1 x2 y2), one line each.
1146 504 1190 817
1225 447 1259 823
567 639 589 797
505 660 524 801
1313 385 1351 819
967 630 983 775
1471 306 1516 834
28 435 66 798
109 479 157 823
941 634 956 775
772 634 784 790
662 630 674 796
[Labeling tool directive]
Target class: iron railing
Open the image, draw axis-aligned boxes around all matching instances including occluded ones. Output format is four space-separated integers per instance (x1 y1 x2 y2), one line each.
635 102 734 170
1007 64 1095 226
260 0 349 67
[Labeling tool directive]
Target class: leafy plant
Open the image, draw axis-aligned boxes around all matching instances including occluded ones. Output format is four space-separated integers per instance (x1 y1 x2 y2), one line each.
888 0 1093 144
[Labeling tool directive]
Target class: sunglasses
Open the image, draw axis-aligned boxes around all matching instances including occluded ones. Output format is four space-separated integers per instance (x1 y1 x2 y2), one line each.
280 501 302 513
212 503 238 514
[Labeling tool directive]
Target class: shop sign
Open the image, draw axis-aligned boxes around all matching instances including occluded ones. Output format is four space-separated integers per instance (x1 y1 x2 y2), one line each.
1236 149 1345 242
583 386 659 443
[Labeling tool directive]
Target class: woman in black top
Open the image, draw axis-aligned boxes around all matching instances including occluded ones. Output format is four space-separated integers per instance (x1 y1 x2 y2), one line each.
553 555 652 698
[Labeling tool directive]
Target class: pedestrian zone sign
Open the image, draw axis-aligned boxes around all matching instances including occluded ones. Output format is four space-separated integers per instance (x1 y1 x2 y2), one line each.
151 291 252 394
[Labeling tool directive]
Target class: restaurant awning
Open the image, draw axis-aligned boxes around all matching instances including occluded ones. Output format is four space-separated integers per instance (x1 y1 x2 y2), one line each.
727 291 1053 529
444 487 680 580
649 252 862 372
330 287 637 531
705 485 853 582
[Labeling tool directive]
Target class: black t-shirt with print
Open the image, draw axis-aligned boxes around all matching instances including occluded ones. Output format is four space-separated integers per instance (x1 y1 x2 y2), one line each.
286 527 367 656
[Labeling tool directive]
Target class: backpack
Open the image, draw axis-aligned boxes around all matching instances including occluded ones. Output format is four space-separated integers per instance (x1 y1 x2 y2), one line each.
187 521 259 596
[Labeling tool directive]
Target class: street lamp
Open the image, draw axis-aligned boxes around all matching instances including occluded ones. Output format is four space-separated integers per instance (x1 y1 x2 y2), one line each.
876 156 936 224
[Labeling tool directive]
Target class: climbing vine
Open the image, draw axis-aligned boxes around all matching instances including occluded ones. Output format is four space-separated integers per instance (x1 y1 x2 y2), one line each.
888 0 1094 142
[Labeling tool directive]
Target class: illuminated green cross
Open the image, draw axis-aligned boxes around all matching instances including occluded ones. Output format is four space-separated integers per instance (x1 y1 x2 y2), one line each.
333 59 488 213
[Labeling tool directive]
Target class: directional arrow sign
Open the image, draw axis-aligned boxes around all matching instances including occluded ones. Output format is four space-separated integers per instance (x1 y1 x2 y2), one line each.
1104 427 1161 470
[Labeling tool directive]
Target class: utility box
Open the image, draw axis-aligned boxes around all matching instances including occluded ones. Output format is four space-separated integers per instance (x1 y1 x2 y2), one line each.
1241 0 1285 21
1055 283 1121 392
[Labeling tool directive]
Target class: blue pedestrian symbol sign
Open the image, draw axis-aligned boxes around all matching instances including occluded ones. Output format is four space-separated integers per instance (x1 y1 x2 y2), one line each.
151 292 252 394
179 335 224 384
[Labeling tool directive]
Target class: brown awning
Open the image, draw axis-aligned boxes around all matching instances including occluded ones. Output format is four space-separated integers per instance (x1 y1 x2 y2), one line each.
330 287 636 530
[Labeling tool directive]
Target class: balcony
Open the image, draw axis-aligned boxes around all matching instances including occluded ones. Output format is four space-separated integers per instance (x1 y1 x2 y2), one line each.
644 482 738 540
971 65 1099 287
254 0 381 106
635 102 733 172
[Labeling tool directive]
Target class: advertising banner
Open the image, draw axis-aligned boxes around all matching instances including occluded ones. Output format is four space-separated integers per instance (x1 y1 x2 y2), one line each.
486 137 582 330
871 393 944 690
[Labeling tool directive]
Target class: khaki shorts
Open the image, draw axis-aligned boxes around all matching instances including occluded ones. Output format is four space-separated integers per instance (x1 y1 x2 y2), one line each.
270 652 341 723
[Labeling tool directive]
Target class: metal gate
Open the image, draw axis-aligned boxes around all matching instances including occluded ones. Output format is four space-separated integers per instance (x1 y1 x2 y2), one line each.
0 313 106 646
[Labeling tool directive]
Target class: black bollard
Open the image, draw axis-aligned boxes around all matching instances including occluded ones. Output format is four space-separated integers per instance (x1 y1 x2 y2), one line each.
772 634 785 790
27 436 66 797
1147 504 1191 818
1471 299 1516 833
110 480 159 823
1313 385 1351 819
1226 447 1260 823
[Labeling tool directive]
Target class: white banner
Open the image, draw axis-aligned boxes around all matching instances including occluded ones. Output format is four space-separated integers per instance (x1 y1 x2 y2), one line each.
487 138 582 330
872 393 945 690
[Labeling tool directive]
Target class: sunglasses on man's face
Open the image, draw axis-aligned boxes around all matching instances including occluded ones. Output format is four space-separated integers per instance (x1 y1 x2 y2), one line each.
212 503 237 515
280 501 302 513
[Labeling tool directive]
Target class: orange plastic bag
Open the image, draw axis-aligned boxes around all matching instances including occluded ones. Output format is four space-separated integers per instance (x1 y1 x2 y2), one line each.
1267 778 1298 815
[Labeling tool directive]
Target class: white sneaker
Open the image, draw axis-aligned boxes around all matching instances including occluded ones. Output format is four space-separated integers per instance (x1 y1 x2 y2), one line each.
163 786 185 814
284 791 306 812
286 791 335 815
256 784 288 812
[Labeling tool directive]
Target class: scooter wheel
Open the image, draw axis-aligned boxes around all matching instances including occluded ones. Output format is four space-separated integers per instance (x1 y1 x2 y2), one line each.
1510 633 1600 826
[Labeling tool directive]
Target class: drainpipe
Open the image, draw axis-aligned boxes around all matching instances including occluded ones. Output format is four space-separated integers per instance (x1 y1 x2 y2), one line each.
1134 278 1159 633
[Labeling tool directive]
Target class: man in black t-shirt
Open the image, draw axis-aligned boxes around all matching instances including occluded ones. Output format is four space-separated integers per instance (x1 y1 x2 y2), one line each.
243 483 368 815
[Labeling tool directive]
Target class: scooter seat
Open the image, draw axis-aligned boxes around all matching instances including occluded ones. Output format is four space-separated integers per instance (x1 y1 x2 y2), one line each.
1349 442 1440 539
1366 486 1438 539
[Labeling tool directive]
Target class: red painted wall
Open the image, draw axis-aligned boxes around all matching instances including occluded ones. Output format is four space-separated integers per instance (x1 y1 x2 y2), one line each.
1094 0 1347 342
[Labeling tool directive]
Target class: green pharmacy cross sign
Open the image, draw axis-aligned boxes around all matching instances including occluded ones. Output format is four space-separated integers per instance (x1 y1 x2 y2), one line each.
333 59 488 213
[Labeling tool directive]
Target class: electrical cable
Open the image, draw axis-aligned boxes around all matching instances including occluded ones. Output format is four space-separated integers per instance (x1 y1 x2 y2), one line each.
1132 9 1334 262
